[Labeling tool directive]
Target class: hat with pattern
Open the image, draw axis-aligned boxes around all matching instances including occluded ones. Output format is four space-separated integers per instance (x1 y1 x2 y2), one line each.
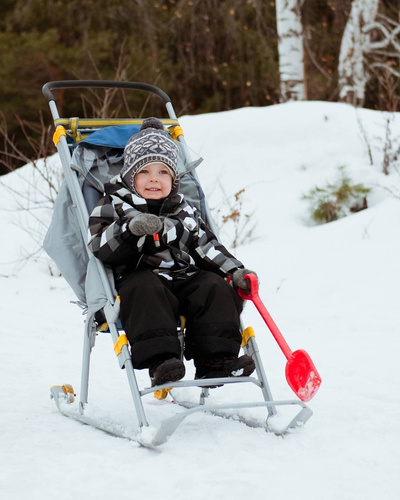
121 117 179 195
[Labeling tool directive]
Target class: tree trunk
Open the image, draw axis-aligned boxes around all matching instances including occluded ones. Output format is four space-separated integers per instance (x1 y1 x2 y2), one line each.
275 0 306 101
338 0 379 106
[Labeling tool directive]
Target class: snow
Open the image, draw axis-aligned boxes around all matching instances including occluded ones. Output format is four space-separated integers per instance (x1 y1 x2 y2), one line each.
1 101 400 500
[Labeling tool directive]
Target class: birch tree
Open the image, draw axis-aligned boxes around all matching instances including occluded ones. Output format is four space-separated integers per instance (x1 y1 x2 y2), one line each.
275 0 305 101
338 0 379 106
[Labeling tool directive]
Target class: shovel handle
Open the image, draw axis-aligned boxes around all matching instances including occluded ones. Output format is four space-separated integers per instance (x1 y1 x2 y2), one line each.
238 274 293 360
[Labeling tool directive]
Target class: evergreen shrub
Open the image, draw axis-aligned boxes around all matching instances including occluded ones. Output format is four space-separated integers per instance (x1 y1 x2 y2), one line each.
303 167 371 224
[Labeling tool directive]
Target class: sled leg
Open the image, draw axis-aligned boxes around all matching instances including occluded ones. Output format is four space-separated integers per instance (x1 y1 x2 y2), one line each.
242 327 277 418
125 356 149 429
108 321 149 429
79 313 97 413
200 387 210 405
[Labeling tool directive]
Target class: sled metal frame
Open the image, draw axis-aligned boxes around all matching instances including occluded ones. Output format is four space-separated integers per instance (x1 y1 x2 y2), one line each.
44 81 313 446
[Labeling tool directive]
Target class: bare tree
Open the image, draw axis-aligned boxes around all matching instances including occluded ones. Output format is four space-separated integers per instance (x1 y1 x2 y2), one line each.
0 114 62 265
275 0 306 101
338 0 379 106
366 12 400 111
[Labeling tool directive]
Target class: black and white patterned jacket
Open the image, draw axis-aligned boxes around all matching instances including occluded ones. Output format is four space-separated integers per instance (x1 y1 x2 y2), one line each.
88 176 244 283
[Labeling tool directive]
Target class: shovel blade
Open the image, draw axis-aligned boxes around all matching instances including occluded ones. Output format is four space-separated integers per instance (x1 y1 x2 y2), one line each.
285 350 321 402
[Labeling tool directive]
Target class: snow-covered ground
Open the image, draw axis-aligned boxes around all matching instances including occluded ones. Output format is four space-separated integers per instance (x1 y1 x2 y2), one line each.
1 101 399 500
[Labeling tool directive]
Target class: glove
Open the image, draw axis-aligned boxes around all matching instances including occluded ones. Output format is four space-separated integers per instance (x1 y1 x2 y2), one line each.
128 213 163 236
232 269 258 294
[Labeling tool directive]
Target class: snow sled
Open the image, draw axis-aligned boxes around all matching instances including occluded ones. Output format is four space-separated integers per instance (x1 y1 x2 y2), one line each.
43 81 316 447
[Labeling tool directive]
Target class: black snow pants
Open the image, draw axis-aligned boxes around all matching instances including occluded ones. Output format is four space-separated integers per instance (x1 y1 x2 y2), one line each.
117 270 243 369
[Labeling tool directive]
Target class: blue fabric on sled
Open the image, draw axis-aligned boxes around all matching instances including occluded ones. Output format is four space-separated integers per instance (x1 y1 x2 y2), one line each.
81 125 141 148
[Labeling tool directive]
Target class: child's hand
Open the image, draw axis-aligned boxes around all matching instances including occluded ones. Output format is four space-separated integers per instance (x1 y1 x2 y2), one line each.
232 269 258 294
128 213 163 236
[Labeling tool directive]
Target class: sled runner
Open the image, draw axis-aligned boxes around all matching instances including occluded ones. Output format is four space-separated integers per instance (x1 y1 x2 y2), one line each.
43 81 318 447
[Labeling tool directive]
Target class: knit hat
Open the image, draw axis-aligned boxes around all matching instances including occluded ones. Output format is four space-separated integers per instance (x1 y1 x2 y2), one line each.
121 117 179 195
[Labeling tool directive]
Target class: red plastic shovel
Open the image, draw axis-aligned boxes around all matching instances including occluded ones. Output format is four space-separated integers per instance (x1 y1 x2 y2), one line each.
238 274 321 402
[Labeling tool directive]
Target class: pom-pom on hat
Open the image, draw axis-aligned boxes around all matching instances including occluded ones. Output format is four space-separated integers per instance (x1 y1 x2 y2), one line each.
121 117 179 195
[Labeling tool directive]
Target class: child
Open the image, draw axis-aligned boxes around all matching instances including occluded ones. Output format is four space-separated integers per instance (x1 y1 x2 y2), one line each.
88 118 258 387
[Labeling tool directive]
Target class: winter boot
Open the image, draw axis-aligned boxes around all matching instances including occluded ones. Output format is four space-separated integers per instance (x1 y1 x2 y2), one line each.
195 354 255 380
149 357 186 387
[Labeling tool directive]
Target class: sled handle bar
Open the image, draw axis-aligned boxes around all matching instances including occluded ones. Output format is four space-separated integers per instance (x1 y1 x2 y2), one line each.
42 80 172 105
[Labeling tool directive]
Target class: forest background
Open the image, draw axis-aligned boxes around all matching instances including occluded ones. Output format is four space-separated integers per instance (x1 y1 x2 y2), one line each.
0 0 399 175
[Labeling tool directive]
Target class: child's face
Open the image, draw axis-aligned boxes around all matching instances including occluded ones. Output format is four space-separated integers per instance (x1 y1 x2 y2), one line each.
134 162 173 200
